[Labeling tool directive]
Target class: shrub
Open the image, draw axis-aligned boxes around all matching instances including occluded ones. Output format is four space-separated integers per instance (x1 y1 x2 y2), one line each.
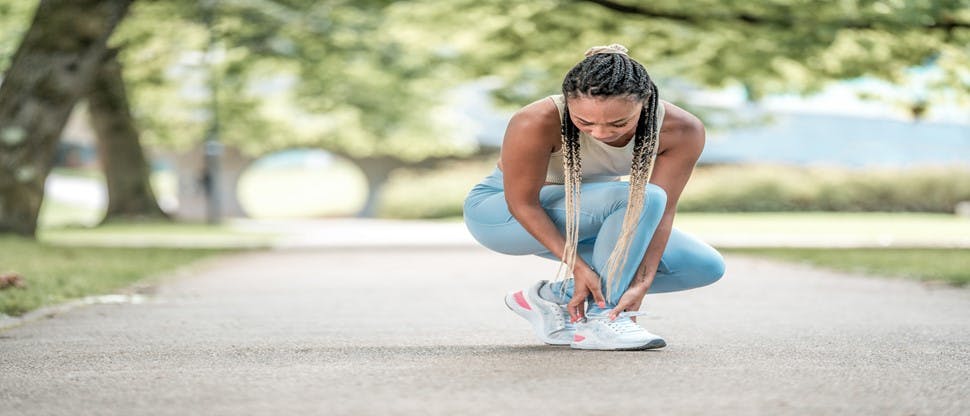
680 164 970 213
376 162 970 219
377 159 495 219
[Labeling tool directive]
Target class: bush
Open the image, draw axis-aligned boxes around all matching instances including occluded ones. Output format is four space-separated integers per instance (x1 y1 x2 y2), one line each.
377 159 496 219
376 162 970 219
680 164 970 213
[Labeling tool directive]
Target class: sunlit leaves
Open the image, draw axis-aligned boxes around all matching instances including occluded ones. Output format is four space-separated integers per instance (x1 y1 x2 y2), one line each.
401 0 969 106
0 0 38 71
3 0 965 160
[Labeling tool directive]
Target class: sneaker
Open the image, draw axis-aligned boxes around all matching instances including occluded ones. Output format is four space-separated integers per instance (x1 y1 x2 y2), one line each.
504 280 574 345
571 311 666 351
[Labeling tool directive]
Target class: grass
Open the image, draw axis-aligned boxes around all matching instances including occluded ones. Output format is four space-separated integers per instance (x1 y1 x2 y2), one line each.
674 212 970 246
671 212 970 287
38 194 103 228
722 247 970 286
38 222 280 248
237 161 367 218
0 237 231 317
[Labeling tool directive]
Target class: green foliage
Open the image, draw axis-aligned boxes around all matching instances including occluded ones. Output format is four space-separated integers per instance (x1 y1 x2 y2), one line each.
378 158 497 219
111 1 210 150
108 0 474 160
0 237 227 316
723 247 970 286
3 0 965 166
0 0 35 71
680 164 970 213
398 0 970 108
5 0 964 159
376 163 970 219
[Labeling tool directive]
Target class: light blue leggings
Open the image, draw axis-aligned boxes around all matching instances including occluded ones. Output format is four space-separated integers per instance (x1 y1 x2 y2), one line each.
463 168 725 310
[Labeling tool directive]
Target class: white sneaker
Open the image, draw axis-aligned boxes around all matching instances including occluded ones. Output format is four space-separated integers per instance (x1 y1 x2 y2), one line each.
504 280 573 345
571 311 666 351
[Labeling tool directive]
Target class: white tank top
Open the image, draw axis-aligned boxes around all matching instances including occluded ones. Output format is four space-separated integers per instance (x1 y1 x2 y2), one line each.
546 94 665 184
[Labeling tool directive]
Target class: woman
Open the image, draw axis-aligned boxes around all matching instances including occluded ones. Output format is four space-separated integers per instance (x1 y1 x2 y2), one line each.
463 44 725 351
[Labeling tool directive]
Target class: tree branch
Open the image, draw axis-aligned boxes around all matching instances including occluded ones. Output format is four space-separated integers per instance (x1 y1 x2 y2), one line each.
580 0 970 30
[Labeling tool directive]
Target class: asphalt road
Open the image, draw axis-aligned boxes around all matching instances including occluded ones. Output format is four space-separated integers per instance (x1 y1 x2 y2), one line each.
2 246 968 415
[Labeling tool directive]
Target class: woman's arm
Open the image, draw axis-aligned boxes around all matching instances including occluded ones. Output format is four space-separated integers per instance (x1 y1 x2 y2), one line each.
500 99 607 319
610 101 706 319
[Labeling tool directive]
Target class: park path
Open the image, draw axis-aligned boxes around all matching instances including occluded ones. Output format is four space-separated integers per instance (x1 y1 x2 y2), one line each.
1 243 968 415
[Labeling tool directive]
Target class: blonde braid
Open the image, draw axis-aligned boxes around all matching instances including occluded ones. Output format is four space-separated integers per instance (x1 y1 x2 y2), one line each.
599 83 660 298
555 105 583 284
557 44 662 301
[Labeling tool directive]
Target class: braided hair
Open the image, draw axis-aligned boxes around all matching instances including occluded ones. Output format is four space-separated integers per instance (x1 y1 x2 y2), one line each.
558 44 661 300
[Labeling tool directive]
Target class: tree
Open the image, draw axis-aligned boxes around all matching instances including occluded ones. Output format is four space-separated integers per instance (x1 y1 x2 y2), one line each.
26 1 957 227
396 0 969 110
88 51 168 223
0 0 133 237
0 0 167 227
110 0 481 217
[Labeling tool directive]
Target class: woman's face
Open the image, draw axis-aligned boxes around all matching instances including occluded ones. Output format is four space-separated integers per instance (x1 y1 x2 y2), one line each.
566 95 642 145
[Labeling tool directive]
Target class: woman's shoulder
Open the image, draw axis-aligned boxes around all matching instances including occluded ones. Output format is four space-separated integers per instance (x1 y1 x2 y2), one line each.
506 96 562 138
499 97 563 171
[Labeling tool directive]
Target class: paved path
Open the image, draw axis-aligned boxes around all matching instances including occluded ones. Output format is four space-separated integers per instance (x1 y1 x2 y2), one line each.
2 246 968 415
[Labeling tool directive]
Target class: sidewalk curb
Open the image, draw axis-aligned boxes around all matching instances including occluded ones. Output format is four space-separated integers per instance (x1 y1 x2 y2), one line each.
0 294 147 333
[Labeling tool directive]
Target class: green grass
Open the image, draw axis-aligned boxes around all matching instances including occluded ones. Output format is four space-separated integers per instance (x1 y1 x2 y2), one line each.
38 222 280 248
38 198 103 228
0 237 231 317
237 161 367 218
675 212 970 246
722 247 970 286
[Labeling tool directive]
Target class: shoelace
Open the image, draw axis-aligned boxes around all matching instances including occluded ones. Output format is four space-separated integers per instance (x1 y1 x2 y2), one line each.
585 311 648 334
557 305 575 331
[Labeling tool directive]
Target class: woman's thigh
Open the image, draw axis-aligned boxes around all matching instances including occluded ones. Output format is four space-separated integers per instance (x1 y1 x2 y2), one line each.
464 181 634 256
649 228 726 293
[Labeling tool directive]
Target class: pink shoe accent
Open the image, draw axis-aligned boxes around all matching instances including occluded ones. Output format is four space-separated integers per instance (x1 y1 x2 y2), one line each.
513 291 531 310
573 335 586 342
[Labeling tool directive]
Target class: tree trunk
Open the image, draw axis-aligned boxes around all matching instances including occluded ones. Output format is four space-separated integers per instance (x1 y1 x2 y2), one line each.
347 147 499 218
0 0 133 237
88 51 169 223
352 156 400 218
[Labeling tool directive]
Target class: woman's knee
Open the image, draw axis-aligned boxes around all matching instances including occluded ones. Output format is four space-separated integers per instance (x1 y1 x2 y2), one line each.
694 250 726 287
645 183 667 210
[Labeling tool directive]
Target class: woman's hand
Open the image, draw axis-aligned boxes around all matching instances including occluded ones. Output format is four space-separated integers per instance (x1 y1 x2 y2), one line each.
609 284 648 321
567 265 606 322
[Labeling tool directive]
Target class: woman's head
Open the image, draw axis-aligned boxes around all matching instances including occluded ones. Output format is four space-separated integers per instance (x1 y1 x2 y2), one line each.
555 44 662 299
561 44 654 102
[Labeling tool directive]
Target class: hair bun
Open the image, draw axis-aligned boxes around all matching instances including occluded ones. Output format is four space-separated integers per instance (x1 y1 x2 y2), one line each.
584 44 629 57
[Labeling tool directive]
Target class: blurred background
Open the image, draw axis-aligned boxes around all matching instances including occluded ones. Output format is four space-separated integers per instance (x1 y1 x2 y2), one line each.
0 0 968 315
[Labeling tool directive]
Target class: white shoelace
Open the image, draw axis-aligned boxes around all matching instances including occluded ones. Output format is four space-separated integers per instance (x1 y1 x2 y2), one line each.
557 305 575 331
585 311 648 334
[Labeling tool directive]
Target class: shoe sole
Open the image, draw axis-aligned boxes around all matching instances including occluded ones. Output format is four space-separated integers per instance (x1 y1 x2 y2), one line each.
504 292 571 346
571 337 667 351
